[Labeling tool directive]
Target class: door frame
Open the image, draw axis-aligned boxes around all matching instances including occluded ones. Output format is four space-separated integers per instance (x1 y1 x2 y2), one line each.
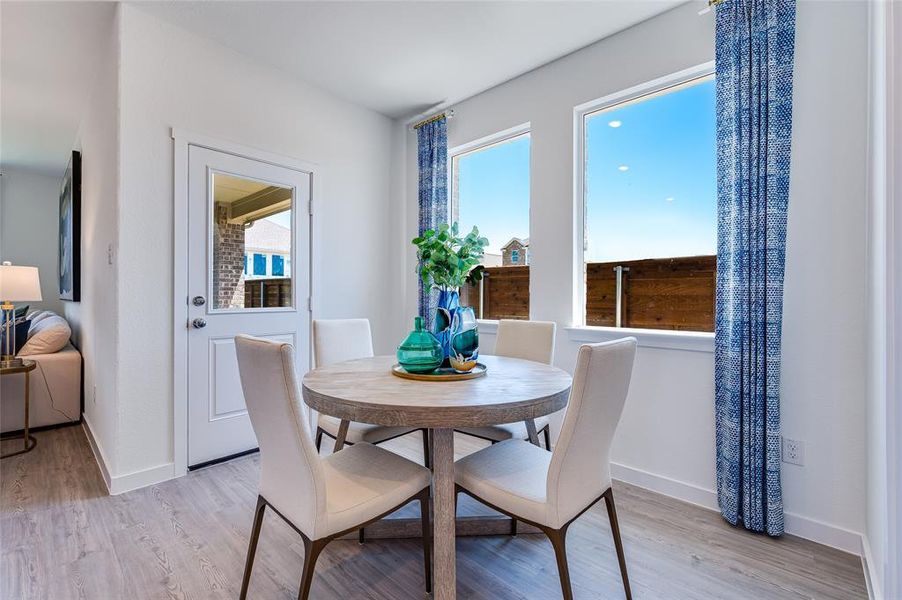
171 128 318 478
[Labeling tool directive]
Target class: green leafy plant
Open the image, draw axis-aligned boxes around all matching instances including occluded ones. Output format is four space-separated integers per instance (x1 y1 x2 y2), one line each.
412 222 489 291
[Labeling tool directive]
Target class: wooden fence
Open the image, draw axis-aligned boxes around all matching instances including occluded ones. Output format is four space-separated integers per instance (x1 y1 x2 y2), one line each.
245 278 292 308
461 266 530 321
461 255 716 331
586 255 715 331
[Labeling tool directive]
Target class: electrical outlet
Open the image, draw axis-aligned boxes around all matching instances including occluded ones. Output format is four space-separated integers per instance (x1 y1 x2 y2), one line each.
782 436 805 466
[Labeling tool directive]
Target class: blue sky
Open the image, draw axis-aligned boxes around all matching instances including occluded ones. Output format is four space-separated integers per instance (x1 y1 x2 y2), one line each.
456 76 715 263
456 135 530 256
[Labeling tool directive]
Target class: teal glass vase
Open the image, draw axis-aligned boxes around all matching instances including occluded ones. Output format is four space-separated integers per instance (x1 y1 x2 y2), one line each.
397 317 443 374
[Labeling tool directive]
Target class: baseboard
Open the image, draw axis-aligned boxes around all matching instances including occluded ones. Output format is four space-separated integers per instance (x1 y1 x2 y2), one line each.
81 416 112 494
860 535 882 600
108 462 176 495
81 416 176 495
611 462 864 556
611 462 719 511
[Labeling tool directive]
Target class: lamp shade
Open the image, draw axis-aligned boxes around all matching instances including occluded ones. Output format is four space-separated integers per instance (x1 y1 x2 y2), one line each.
0 264 42 302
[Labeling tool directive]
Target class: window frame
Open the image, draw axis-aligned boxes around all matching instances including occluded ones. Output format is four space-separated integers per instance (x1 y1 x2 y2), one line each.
572 61 716 331
448 123 532 323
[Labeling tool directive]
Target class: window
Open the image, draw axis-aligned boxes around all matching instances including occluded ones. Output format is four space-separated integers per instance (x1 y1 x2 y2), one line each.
253 253 266 276
272 254 285 277
580 71 716 332
452 126 530 320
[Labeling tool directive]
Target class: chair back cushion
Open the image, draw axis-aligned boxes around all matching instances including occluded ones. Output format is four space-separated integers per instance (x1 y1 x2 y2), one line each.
494 319 556 365
547 338 636 525
19 315 71 356
313 319 374 367
235 334 324 536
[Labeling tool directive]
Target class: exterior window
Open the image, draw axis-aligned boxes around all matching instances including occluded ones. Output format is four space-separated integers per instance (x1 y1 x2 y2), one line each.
272 254 285 277
452 128 530 320
580 72 716 331
253 253 266 276
244 254 248 275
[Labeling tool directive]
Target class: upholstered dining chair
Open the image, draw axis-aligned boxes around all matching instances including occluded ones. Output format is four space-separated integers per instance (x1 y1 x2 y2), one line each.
234 335 433 599
313 319 430 466
455 319 557 449
455 337 638 600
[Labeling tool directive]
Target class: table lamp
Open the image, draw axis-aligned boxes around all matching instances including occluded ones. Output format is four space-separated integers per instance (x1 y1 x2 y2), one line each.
0 261 42 367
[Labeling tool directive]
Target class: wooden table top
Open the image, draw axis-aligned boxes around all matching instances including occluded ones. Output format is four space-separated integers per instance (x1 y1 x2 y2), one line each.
302 354 572 428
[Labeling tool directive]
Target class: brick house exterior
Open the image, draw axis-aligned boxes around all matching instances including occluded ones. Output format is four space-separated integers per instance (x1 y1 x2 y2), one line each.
212 202 246 309
501 237 529 266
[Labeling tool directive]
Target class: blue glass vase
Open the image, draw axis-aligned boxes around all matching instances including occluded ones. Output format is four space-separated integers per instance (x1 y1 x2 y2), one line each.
433 289 479 369
432 289 460 362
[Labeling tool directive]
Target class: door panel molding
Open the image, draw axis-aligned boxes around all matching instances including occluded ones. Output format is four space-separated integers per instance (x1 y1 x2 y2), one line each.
173 128 317 478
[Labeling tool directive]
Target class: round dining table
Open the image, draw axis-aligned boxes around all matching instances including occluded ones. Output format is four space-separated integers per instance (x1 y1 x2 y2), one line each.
302 354 572 600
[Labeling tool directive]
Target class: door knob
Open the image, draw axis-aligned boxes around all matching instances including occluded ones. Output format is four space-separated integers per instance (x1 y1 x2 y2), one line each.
192 318 207 329
192 296 206 306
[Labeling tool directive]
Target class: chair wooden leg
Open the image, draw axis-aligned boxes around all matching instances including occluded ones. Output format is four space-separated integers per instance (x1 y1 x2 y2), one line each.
542 425 551 451
315 427 324 452
603 488 632 600
358 527 366 544
545 526 573 600
422 429 431 469
239 496 267 600
509 517 518 536
419 490 433 594
297 536 328 600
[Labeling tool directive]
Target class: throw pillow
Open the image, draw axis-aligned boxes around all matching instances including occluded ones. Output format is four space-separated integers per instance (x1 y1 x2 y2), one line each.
19 315 71 356
0 318 32 356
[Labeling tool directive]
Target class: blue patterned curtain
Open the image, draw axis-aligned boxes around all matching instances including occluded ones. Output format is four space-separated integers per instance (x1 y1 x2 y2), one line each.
715 0 796 537
416 117 448 328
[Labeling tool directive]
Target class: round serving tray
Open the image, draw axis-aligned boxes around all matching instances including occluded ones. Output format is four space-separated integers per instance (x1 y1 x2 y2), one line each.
391 363 487 381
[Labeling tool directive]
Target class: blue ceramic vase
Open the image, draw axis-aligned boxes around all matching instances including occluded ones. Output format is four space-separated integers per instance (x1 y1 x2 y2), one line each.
433 289 479 370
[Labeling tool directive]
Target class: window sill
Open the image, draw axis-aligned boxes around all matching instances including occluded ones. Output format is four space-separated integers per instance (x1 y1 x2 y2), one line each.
476 319 499 334
565 326 714 353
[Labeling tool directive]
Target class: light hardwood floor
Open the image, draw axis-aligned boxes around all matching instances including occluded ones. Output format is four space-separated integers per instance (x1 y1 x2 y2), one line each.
1 425 867 599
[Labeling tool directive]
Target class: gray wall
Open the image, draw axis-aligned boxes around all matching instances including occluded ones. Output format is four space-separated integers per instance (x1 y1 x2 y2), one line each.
0 167 65 315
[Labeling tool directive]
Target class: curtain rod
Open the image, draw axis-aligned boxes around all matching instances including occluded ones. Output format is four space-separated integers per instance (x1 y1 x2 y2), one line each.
410 109 454 131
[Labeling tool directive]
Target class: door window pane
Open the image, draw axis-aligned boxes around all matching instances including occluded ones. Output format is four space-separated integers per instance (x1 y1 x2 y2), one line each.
211 173 293 309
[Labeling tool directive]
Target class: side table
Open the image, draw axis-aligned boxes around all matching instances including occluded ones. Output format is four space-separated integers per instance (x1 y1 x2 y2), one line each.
1 359 37 459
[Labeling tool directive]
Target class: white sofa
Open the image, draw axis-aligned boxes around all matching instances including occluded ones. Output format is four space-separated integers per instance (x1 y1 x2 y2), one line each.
1 311 82 433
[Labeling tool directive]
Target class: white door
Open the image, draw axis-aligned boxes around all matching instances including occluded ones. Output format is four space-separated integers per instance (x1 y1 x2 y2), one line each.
187 145 311 467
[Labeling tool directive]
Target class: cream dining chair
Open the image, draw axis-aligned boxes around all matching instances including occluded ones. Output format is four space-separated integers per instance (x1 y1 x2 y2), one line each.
234 335 433 599
455 319 557 449
313 319 430 466
455 337 638 600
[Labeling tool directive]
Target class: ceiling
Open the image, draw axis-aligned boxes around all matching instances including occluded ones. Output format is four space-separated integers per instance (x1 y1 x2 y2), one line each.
138 1 683 119
1 1 682 175
1 2 117 175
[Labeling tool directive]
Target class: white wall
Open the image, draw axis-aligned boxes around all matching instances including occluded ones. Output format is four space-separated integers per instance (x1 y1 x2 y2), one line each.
0 168 65 315
109 4 396 478
395 0 870 552
69 7 121 477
